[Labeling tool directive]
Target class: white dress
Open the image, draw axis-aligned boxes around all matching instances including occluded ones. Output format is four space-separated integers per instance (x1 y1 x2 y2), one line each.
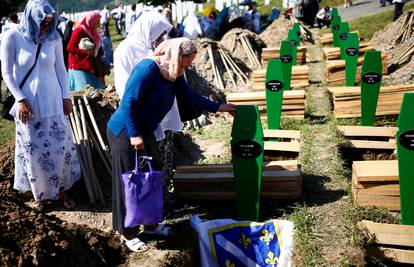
1 29 81 201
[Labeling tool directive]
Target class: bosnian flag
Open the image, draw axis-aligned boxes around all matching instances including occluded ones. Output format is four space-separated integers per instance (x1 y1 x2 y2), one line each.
191 216 294 267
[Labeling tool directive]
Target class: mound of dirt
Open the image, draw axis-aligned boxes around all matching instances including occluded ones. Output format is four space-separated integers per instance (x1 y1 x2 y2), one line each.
220 28 266 70
0 187 128 266
0 139 15 180
192 38 251 93
0 139 128 266
259 16 294 47
371 10 414 82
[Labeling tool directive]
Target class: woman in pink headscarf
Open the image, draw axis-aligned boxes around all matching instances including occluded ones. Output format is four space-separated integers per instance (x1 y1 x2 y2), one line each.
67 11 107 91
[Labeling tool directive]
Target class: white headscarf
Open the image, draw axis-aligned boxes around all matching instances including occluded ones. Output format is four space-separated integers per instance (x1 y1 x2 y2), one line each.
113 11 172 99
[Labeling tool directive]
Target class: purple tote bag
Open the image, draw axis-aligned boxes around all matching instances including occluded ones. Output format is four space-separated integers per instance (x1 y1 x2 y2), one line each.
121 151 164 228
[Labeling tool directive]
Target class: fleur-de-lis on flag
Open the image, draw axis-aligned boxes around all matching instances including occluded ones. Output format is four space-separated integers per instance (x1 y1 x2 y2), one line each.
265 251 279 267
260 229 274 246
239 233 251 250
225 259 235 267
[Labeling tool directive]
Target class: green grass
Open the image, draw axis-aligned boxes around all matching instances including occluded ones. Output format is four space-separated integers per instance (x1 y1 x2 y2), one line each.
108 22 125 50
288 205 325 266
0 103 15 145
349 2 414 40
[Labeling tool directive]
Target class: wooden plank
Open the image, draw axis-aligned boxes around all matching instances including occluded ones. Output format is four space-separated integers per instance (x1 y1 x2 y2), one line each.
353 194 401 211
338 126 397 138
358 220 414 247
227 90 305 101
174 169 301 180
366 247 414 264
343 140 396 150
353 160 398 182
176 160 300 173
264 141 300 152
263 129 300 139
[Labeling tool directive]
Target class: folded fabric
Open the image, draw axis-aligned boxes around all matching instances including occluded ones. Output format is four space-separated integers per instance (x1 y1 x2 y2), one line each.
78 37 95 50
190 216 294 267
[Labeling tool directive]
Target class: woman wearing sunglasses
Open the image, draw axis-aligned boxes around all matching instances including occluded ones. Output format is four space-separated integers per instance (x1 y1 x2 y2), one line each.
0 0 80 211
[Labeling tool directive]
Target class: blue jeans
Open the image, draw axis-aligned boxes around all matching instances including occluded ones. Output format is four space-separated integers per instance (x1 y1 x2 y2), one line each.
102 37 113 65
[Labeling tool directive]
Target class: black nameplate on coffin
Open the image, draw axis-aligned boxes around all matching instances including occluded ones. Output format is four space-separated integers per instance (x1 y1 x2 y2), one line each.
399 129 414 151
232 140 263 159
333 24 340 31
339 33 348 40
281 55 293 63
266 80 284 91
290 39 297 47
346 47 358 56
361 72 381 84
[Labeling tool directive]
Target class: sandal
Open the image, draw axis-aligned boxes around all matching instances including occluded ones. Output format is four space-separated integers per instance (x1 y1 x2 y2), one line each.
143 224 171 236
121 236 149 252
34 201 46 212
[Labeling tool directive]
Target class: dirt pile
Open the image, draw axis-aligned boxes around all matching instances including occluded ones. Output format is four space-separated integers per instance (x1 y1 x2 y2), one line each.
220 28 265 71
371 10 414 83
192 38 251 93
0 140 15 180
0 140 128 266
259 16 293 47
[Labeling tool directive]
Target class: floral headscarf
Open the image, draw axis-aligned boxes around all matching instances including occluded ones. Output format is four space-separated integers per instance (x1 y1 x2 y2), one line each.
78 11 101 49
19 0 60 44
150 37 197 81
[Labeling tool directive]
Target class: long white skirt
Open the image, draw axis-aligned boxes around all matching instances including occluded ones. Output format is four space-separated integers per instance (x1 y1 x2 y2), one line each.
13 115 81 201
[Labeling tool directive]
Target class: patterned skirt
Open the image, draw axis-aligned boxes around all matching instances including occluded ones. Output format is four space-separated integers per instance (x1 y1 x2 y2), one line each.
13 115 81 201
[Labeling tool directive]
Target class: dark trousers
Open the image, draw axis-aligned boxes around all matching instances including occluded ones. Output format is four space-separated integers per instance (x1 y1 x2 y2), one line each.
393 2 405 21
107 128 161 235
317 18 331 29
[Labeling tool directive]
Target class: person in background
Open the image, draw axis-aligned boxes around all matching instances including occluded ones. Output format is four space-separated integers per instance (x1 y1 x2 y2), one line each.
1 13 19 33
380 0 393 7
125 3 137 36
57 16 74 69
111 4 124 35
1 0 80 212
316 5 331 28
101 19 114 66
200 10 217 34
107 38 236 252
393 0 407 21
182 10 203 40
344 0 353 8
162 7 178 39
100 5 110 29
241 0 261 33
67 11 105 91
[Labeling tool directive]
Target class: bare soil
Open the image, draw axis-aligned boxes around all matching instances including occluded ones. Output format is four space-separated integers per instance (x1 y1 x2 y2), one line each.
371 10 414 83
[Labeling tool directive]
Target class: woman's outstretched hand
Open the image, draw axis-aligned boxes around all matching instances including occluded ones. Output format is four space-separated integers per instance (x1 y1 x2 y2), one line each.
130 136 145 150
218 103 237 115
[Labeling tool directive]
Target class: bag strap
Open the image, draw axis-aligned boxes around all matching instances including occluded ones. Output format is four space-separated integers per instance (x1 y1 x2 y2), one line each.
19 44 42 89
134 150 154 173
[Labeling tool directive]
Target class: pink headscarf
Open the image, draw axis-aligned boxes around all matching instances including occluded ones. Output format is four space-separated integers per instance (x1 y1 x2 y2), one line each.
78 11 101 49
150 37 197 81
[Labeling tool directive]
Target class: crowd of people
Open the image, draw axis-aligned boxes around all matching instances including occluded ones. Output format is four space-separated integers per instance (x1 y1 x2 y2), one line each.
1 0 409 255
0 0 236 253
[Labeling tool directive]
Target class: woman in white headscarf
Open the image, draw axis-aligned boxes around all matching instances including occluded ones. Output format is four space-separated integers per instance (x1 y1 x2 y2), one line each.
1 0 80 211
113 11 172 99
